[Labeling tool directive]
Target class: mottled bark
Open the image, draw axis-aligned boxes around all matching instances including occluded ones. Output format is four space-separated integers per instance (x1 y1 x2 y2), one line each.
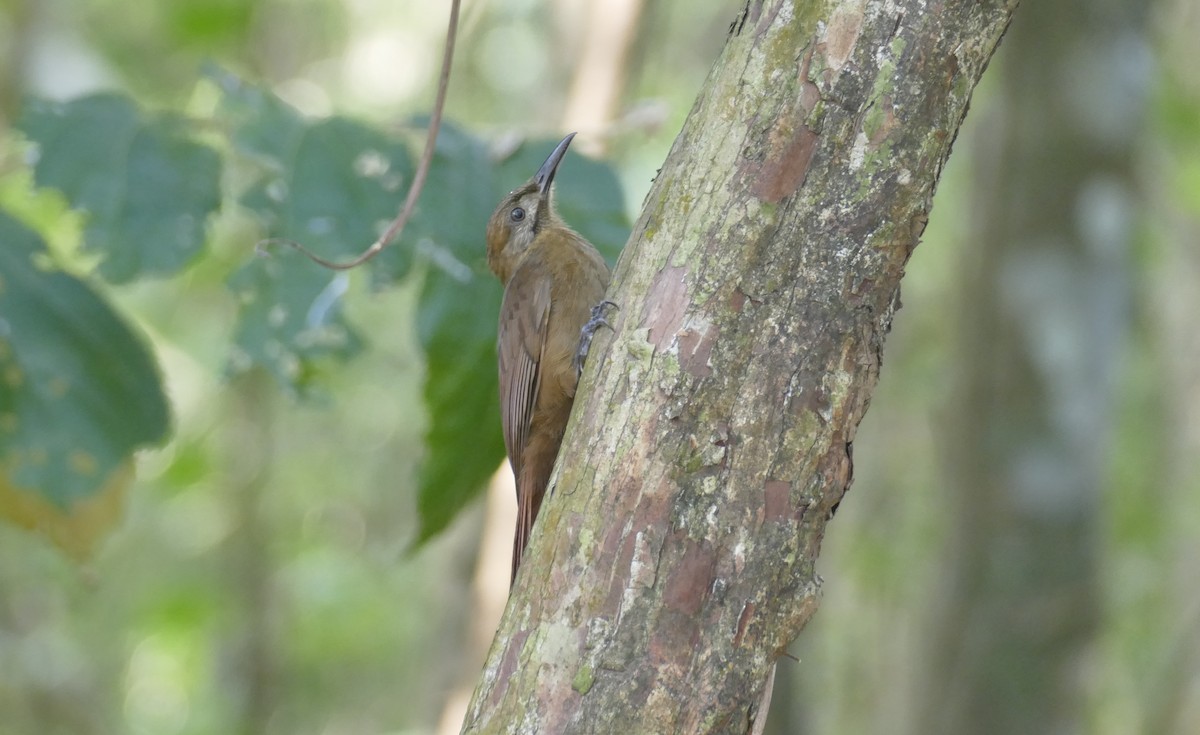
462 0 1017 732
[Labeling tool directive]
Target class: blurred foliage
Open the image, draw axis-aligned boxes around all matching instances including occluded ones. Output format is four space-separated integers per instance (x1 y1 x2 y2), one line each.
2 68 629 555
0 1 1197 735
0 213 168 556
18 94 221 282
1158 72 1200 218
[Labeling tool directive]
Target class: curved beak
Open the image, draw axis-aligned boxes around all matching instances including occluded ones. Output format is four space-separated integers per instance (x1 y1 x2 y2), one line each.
535 132 576 197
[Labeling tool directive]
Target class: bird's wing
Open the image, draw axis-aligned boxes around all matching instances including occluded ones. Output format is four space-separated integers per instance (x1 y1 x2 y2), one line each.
497 266 552 490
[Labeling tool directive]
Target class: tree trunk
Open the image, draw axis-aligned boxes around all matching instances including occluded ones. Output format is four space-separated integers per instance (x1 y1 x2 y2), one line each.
462 0 1018 732
917 0 1150 731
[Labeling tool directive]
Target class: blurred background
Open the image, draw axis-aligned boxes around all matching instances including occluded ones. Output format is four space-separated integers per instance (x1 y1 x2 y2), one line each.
0 0 1197 734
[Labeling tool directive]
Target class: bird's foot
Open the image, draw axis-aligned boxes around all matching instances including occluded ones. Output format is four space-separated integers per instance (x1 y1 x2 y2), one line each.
574 300 619 377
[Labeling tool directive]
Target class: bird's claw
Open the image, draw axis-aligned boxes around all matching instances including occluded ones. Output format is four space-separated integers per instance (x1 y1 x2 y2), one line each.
574 300 619 377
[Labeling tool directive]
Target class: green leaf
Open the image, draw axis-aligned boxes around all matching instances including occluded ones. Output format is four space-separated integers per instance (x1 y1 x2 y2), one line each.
415 265 506 542
395 120 496 286
217 73 415 388
239 116 414 263
0 211 170 555
408 124 505 541
220 105 412 391
412 136 630 543
226 256 362 392
17 94 221 283
206 65 309 171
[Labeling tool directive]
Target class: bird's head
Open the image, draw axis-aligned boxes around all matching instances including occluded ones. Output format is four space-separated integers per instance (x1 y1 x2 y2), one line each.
485 132 575 284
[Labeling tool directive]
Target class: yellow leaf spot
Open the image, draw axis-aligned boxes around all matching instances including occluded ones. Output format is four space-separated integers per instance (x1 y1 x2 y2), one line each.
69 451 98 476
0 460 132 561
0 414 16 433
0 340 10 359
3 366 22 388
48 377 70 398
27 447 47 466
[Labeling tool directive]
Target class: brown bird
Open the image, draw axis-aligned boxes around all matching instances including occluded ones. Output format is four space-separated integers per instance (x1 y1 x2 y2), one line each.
486 133 614 585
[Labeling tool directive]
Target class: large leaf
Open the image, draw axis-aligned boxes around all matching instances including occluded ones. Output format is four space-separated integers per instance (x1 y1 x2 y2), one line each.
408 124 504 541
216 73 414 389
0 211 170 556
415 265 506 542
238 116 415 263
17 94 221 283
396 120 497 286
226 256 363 392
206 65 309 168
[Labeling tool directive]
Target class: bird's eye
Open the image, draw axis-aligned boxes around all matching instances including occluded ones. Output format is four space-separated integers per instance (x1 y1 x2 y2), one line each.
510 207 525 222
